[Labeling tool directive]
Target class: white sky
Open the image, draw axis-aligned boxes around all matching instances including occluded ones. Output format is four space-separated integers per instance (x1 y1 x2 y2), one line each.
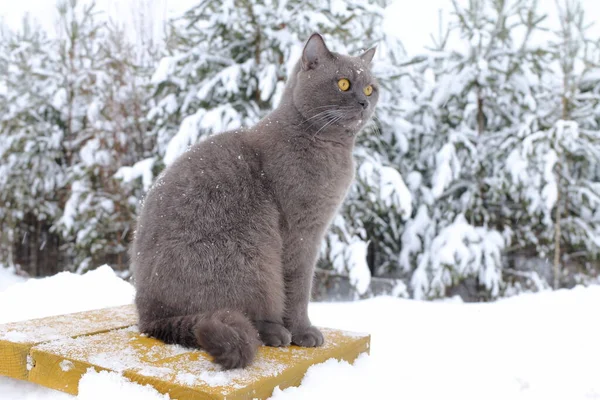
0 0 196 46
1 0 600 56
385 0 600 55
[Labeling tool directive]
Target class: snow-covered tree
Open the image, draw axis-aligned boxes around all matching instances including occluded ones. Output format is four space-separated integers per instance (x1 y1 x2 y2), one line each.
331 0 562 299
149 0 386 165
392 0 600 298
502 0 600 288
53 0 155 271
368 0 536 299
0 19 66 274
0 1 156 274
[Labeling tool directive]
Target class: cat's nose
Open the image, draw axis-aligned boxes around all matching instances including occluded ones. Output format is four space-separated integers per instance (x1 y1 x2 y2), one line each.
358 100 369 109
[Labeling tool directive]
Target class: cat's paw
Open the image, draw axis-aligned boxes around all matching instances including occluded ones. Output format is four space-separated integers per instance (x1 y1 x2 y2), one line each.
255 321 292 347
291 325 324 347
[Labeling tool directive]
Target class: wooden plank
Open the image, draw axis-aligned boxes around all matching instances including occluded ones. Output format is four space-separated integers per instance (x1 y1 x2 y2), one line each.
29 326 370 399
0 305 138 380
0 340 32 381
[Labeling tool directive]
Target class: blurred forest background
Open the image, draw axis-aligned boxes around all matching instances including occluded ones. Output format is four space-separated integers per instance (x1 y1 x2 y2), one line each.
1 0 600 301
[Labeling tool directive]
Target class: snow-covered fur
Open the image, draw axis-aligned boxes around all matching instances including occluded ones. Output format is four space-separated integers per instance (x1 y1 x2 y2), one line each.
132 33 378 369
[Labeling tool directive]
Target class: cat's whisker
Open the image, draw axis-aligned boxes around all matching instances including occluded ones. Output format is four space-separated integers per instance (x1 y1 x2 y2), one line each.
313 115 344 137
308 105 355 111
300 109 337 126
372 121 382 137
301 110 348 130
301 105 356 124
370 115 383 137
305 110 336 121
300 116 333 131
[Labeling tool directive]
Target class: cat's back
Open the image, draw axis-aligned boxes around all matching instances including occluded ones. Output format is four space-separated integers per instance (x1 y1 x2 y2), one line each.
132 128 284 322
151 129 262 203
169 129 262 191
132 129 273 270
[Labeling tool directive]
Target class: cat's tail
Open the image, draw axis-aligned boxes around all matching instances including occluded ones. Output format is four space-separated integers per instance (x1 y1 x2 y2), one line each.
139 310 260 370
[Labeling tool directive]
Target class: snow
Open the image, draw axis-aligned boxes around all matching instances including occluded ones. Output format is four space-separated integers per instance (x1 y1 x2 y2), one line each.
583 68 600 84
163 112 203 166
378 166 412 219
59 360 74 372
399 206 431 273
0 265 26 291
346 241 370 295
410 214 505 299
431 143 460 199
151 57 177 84
80 138 110 167
78 369 169 400
542 150 558 211
507 148 529 185
0 266 599 399
357 157 412 218
115 158 156 192
0 265 134 324
258 64 278 102
326 215 372 295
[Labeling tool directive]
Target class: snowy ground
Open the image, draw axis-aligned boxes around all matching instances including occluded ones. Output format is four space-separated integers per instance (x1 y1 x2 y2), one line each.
0 265 25 292
0 266 599 399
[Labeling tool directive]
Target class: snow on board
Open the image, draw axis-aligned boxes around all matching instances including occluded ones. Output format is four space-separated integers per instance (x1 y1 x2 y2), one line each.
0 305 370 399
0 305 138 345
0 305 137 380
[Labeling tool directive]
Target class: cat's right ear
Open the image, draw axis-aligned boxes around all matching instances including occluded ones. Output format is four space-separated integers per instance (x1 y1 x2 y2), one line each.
302 33 333 71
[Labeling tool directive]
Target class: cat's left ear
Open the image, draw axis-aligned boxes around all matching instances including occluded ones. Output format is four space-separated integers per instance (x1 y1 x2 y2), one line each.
360 46 377 64
302 33 333 71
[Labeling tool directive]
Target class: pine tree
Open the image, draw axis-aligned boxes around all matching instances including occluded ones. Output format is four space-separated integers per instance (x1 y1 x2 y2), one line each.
0 18 66 273
382 0 551 299
0 1 157 274
149 0 386 165
395 0 600 297
53 0 155 271
506 0 600 287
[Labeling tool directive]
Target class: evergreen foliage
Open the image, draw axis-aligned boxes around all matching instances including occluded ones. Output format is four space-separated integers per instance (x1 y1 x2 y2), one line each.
0 20 65 268
0 1 156 273
53 1 154 271
0 0 598 300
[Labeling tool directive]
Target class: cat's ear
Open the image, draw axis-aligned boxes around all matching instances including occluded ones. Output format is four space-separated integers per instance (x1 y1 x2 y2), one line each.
302 33 333 71
360 46 377 64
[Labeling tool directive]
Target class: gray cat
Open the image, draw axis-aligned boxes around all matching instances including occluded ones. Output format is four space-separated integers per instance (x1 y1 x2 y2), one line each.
132 33 378 369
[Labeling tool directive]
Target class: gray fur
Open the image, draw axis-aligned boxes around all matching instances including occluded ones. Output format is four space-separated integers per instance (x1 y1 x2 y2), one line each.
132 33 378 369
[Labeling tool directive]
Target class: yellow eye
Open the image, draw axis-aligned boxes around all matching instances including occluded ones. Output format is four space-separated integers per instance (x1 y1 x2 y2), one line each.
363 85 373 96
337 78 350 91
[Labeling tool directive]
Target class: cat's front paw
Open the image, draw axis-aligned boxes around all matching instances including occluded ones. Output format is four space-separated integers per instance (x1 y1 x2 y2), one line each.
291 325 324 347
255 321 292 347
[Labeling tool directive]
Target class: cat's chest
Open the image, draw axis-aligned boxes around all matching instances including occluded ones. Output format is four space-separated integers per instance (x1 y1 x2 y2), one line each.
304 156 353 195
274 144 355 223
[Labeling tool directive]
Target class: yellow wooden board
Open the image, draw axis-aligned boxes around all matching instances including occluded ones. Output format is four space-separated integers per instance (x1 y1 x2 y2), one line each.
30 326 369 399
0 305 370 399
0 305 138 380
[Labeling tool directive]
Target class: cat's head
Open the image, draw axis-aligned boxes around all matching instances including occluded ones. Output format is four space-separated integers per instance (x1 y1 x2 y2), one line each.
290 33 378 136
